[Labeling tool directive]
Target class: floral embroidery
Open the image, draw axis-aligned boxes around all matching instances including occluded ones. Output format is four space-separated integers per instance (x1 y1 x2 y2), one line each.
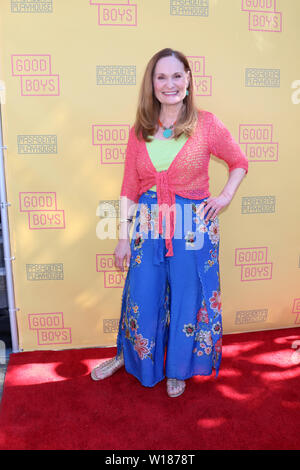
192 202 206 226
134 254 141 265
196 301 209 325
183 323 196 337
122 287 155 362
181 291 222 359
133 233 144 251
134 333 151 360
185 231 196 248
139 204 152 234
213 337 222 368
193 329 213 356
198 223 208 234
212 321 222 336
136 202 160 240
208 218 220 245
204 246 218 272
215 337 222 353
131 233 145 268
129 316 138 331
210 290 222 314
196 329 213 346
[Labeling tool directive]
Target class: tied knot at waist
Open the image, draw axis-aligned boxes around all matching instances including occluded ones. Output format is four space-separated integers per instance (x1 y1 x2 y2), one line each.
155 171 176 257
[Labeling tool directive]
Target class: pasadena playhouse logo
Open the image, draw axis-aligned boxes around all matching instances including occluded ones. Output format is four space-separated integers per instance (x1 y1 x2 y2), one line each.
92 125 129 164
90 0 137 26
170 0 209 16
26 263 64 281
28 312 72 346
241 0 282 32
10 0 53 13
103 318 119 334
11 54 60 96
235 247 273 281
17 135 57 155
19 192 65 229
245 68 280 87
235 308 268 325
96 65 136 86
239 124 278 162
241 196 275 214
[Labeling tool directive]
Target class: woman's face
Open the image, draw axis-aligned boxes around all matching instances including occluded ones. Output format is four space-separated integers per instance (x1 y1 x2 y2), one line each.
153 55 190 107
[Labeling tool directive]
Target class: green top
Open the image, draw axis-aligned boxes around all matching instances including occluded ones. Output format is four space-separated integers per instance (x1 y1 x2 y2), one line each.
146 134 188 192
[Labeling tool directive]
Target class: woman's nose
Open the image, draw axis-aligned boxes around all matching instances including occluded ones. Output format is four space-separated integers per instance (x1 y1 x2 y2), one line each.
166 77 174 88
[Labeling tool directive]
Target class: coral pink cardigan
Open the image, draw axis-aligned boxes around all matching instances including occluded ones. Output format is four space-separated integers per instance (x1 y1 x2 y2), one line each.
120 110 248 257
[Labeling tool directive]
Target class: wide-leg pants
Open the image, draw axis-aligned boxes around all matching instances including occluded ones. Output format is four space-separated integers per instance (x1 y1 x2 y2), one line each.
116 190 223 387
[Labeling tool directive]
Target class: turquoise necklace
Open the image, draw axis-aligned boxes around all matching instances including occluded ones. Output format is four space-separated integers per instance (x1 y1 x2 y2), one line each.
158 118 176 139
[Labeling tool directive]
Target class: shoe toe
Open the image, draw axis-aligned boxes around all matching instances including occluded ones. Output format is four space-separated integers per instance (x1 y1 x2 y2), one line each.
167 379 186 397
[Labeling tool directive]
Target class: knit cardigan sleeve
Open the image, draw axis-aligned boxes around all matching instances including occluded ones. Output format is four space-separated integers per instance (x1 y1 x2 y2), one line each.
120 126 141 203
208 113 249 174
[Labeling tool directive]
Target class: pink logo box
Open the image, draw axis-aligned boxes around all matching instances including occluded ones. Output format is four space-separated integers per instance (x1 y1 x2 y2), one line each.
92 124 130 164
241 0 282 32
90 0 137 26
235 246 273 281
96 254 128 288
239 124 278 162
11 54 60 96
19 192 65 229
28 312 72 346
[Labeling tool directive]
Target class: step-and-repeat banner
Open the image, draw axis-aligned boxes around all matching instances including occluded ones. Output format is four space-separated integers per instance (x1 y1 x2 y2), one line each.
0 0 299 351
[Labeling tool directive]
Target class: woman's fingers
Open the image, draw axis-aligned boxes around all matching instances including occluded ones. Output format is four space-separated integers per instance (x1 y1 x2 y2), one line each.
202 197 223 223
202 200 216 222
114 249 131 271
203 194 232 222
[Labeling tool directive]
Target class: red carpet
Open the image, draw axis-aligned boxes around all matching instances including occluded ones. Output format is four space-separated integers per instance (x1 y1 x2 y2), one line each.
0 327 299 450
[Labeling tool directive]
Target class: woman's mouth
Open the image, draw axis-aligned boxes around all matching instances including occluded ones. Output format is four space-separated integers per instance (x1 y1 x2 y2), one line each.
162 91 178 96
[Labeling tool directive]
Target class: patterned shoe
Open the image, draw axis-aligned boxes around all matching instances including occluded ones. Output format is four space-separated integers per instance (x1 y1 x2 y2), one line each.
166 378 186 397
91 353 124 381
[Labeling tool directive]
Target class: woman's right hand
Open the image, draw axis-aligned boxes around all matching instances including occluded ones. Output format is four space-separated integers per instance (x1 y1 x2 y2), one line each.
114 239 131 272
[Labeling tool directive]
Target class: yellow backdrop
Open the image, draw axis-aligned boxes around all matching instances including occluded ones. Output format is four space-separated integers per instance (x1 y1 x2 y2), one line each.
0 0 299 351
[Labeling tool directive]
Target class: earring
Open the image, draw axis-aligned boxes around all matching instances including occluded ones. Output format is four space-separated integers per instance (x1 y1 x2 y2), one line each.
186 89 189 96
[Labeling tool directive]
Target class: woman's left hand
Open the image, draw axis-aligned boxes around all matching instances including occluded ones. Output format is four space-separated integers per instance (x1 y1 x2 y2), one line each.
202 193 232 223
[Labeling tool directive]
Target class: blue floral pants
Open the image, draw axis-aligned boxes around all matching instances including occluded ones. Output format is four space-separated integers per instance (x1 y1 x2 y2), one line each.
116 190 223 387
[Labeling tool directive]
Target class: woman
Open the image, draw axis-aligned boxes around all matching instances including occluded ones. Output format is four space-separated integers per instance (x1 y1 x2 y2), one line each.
91 48 248 397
